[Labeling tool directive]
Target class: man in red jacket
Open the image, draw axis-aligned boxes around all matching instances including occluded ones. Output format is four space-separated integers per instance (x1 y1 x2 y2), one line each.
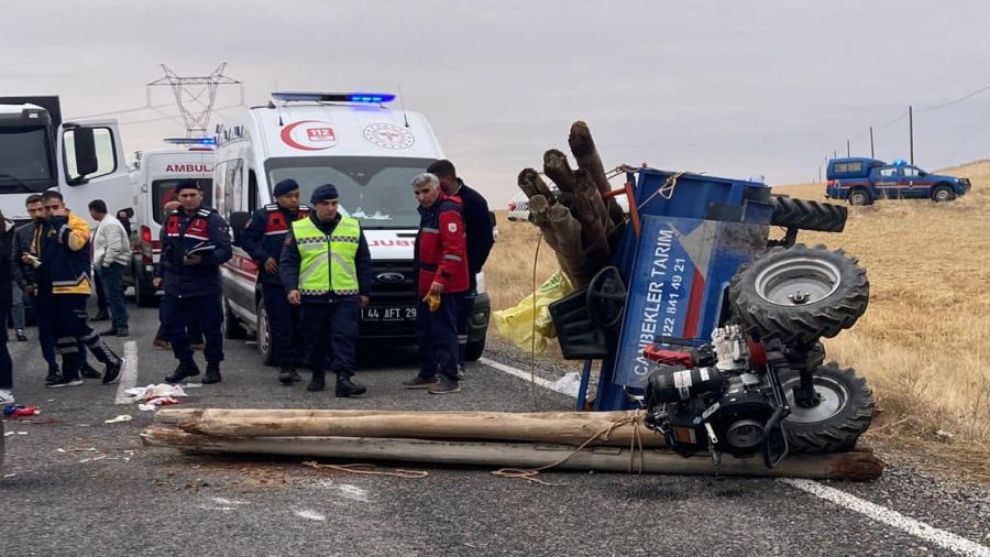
403 172 468 394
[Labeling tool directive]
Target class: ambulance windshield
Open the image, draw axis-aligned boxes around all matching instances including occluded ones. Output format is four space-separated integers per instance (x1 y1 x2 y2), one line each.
266 156 435 229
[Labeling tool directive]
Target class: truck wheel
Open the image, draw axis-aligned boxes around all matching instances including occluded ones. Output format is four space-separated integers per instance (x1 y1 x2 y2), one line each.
223 299 247 340
770 195 847 232
848 189 871 206
778 362 875 453
730 245 869 344
931 185 956 203
464 336 486 362
256 298 274 366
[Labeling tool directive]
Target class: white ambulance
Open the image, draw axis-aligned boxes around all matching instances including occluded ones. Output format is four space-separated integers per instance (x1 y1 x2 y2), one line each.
126 139 214 306
215 92 491 364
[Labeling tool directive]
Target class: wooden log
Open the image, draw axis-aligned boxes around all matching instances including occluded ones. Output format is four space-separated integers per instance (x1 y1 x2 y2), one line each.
549 204 590 287
517 168 555 201
141 427 884 481
543 150 577 193
155 408 662 448
568 121 625 226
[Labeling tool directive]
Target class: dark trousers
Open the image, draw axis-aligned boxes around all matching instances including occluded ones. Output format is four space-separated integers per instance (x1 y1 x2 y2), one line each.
155 317 202 344
98 263 129 330
416 294 459 380
94 272 108 313
160 293 223 364
0 310 11 390
455 290 476 365
263 283 302 366
52 294 119 380
32 293 59 370
302 300 358 377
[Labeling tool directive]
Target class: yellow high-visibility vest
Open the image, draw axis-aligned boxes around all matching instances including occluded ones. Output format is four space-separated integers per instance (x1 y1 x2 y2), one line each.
292 216 361 296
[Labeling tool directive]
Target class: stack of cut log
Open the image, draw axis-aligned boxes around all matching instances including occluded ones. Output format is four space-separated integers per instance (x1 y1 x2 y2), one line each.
143 408 884 481
518 122 627 288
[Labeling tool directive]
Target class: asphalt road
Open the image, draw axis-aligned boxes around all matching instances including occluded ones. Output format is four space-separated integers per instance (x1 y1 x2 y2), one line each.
1 305 989 556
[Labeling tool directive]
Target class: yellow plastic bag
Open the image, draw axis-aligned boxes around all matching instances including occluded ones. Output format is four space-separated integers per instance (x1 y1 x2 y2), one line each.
493 271 574 353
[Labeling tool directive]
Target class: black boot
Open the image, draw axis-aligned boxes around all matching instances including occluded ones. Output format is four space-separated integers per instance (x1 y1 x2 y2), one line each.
165 360 200 384
335 374 367 398
202 363 222 384
307 371 325 392
279 366 301 385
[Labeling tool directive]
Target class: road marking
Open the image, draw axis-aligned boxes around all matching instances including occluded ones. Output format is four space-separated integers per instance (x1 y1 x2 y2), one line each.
480 356 990 556
477 357 570 396
781 479 990 556
114 341 139 405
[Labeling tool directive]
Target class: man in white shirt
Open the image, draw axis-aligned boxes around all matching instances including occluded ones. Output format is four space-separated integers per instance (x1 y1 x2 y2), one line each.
89 199 130 336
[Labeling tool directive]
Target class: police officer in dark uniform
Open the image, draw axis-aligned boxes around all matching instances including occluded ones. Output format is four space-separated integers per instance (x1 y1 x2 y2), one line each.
155 179 232 384
240 179 310 385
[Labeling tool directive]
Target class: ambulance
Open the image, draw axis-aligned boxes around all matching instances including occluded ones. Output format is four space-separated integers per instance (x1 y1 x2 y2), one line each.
127 139 214 306
215 92 491 364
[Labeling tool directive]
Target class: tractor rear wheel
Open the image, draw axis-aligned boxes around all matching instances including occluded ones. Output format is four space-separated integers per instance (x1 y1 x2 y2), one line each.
730 245 869 345
770 195 847 232
779 362 875 453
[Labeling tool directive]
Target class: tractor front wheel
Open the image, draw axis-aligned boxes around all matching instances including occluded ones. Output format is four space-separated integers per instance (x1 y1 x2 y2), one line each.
730 245 869 345
779 362 875 453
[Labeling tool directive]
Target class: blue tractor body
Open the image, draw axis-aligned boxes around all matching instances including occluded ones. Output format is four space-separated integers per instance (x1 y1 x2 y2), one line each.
576 168 774 410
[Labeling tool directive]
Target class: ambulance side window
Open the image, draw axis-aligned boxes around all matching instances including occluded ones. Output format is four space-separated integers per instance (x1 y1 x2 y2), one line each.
215 161 228 216
228 159 244 212
247 168 258 213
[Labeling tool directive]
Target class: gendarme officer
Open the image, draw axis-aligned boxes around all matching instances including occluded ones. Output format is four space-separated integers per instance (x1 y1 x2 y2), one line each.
155 179 232 384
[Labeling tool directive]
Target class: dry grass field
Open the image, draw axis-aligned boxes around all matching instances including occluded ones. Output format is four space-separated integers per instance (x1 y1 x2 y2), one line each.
487 161 990 473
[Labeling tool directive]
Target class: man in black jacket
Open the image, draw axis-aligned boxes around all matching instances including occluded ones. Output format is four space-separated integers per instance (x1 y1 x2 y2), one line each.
426 160 494 368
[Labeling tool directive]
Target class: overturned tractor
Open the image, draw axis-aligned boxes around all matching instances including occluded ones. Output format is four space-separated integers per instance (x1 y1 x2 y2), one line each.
515 122 874 468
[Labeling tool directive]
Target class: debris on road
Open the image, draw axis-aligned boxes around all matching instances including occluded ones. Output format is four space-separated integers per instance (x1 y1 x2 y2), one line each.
104 414 133 424
3 404 41 418
138 397 182 412
125 384 189 402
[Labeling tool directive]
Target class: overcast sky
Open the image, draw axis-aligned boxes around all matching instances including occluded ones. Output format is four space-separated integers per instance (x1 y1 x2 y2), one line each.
4 0 990 205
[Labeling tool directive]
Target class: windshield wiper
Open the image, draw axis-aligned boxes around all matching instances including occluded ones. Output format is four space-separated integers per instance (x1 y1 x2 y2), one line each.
0 174 35 193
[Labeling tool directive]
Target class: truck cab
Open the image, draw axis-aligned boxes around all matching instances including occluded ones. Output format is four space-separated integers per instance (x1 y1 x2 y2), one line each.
126 139 215 306
826 157 970 205
0 96 132 225
216 92 491 364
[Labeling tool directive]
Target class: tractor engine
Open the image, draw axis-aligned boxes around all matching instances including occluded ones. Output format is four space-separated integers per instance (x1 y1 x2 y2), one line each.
643 325 789 467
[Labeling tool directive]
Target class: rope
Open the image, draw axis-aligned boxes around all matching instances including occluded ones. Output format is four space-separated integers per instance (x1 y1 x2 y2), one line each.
637 171 687 211
528 230 544 410
491 411 647 484
301 460 429 480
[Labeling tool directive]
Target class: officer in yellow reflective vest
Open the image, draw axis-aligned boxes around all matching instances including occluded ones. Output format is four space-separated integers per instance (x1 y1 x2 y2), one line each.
280 184 372 396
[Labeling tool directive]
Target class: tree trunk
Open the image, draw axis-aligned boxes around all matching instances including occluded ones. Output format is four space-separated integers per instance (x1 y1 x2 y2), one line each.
142 427 884 481
155 408 660 448
568 121 625 226
549 204 590 286
543 149 577 193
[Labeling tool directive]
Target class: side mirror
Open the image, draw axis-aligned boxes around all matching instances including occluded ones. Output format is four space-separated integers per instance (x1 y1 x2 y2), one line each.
229 211 251 246
72 127 99 177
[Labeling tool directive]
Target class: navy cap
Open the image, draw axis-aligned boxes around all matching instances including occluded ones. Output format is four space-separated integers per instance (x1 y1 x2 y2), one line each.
273 179 299 197
174 179 200 194
310 183 339 203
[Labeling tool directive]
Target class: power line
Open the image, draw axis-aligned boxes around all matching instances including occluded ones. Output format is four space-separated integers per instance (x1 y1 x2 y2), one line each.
118 103 244 126
147 63 243 136
917 82 990 114
65 103 173 120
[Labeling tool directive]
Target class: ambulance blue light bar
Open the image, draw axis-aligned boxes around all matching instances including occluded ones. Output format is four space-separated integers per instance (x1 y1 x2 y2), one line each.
272 92 396 104
163 137 216 146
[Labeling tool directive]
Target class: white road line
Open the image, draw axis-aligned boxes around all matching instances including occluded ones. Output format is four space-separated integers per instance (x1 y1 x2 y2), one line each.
114 341 139 405
477 357 569 395
781 479 990 557
479 356 990 556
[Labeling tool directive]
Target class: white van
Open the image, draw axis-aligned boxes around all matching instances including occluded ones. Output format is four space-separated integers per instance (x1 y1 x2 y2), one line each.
126 140 214 306
215 92 491 364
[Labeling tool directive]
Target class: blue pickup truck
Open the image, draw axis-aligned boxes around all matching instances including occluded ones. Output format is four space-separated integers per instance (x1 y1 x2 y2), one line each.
825 157 971 205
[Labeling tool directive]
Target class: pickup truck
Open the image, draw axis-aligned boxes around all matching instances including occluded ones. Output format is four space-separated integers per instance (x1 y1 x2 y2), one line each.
825 157 971 205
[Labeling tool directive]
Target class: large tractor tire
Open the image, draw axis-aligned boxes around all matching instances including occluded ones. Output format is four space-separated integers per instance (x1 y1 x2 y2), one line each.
730 245 869 345
778 362 875 453
770 195 847 233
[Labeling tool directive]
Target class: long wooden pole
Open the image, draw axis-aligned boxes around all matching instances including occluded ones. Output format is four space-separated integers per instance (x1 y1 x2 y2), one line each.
156 408 664 448
141 427 884 481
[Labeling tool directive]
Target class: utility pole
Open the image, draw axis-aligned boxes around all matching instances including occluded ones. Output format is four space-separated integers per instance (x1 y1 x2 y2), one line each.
147 63 243 137
846 139 850 157
834 150 837 159
869 126 875 158
818 165 822 183
908 105 914 164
